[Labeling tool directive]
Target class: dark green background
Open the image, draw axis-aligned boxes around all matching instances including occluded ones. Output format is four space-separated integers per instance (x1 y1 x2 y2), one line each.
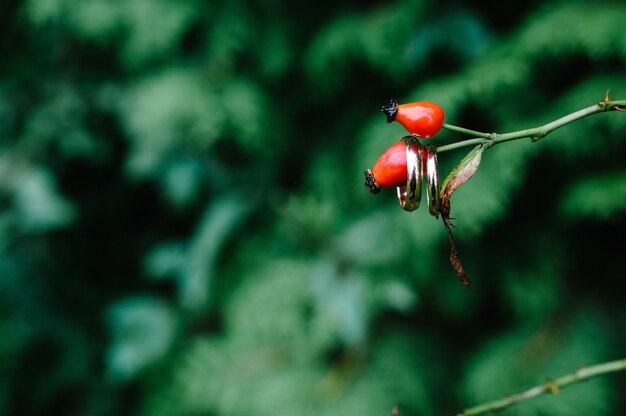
1 0 625 415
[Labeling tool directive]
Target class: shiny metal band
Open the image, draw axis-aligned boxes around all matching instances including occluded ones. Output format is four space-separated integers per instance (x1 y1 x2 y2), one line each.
397 137 423 211
425 144 441 216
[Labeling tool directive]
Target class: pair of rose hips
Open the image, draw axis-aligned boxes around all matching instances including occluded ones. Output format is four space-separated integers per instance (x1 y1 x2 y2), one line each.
364 100 445 213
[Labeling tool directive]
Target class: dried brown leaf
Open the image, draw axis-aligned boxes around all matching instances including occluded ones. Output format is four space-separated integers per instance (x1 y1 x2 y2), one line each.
439 144 485 217
442 214 472 289
438 145 485 289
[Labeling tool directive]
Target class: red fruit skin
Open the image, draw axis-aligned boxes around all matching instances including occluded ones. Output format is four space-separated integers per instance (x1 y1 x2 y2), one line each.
382 100 444 138
371 140 414 187
396 101 444 138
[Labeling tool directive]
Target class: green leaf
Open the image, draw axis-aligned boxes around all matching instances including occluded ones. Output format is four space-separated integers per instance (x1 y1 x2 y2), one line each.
13 167 75 232
120 68 223 178
180 192 254 311
559 170 626 221
120 0 197 67
106 296 178 382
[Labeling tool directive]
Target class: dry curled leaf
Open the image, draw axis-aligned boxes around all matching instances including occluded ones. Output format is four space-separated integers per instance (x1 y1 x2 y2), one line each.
439 144 486 218
442 214 471 289
438 144 486 289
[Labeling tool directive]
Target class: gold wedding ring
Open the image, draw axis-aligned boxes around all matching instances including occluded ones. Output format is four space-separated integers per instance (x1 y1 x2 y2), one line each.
424 144 441 216
397 137 423 211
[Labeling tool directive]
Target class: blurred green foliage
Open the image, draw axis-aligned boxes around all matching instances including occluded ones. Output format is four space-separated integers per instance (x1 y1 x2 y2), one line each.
1 0 626 415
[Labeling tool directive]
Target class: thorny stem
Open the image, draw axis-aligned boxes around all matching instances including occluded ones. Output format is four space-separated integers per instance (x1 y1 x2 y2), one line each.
438 99 626 153
458 357 626 416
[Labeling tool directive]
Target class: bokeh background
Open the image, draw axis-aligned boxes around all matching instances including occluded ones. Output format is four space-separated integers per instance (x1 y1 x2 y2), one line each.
1 0 626 415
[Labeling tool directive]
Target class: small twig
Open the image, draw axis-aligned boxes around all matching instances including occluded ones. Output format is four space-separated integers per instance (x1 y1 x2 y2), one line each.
438 98 626 154
458 357 626 415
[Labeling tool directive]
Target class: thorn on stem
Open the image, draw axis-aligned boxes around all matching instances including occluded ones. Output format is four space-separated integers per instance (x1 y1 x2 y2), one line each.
543 379 560 394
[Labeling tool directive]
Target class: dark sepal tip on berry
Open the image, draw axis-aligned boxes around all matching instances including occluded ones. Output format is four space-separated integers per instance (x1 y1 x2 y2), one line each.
364 169 381 194
381 100 398 123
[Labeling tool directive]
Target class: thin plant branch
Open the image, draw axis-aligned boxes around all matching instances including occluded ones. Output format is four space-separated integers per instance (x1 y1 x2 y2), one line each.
438 98 626 154
458 357 626 416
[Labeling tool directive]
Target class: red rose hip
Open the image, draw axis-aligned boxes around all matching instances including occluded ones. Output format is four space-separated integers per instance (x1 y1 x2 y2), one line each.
365 140 418 194
381 100 444 138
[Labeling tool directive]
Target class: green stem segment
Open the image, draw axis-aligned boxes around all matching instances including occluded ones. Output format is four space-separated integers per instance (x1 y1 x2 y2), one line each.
459 357 626 416
438 99 626 153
